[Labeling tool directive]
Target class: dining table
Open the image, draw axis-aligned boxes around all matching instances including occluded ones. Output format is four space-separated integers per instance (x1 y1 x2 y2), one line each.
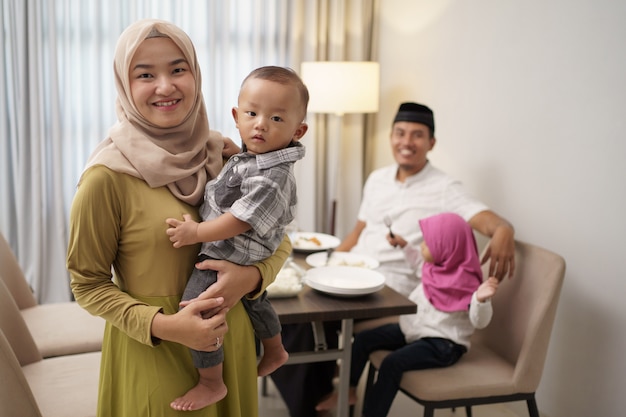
269 253 417 417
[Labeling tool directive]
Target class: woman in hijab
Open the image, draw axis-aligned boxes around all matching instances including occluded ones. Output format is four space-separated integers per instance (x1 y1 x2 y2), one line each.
67 19 289 417
316 212 499 417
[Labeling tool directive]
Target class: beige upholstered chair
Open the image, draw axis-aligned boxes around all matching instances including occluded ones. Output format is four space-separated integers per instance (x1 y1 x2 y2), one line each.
0 278 100 417
0 330 43 417
0 232 104 357
365 240 566 417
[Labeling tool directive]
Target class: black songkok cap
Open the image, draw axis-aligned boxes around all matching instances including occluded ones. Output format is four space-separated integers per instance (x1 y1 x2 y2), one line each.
393 102 435 134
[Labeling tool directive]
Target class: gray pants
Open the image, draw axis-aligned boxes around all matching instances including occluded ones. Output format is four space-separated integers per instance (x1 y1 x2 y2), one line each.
182 257 282 369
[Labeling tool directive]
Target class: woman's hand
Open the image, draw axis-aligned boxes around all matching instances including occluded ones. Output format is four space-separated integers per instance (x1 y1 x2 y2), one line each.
222 137 241 158
182 259 261 310
152 297 228 351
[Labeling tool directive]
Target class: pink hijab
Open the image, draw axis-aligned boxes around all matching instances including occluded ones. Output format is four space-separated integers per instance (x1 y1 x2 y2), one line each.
419 213 483 312
83 19 223 206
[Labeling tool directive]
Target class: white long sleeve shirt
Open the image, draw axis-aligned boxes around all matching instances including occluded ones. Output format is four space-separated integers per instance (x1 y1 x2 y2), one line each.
351 162 488 296
399 285 492 349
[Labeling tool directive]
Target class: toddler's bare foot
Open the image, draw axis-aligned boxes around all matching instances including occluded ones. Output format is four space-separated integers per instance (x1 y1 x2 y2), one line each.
257 345 289 376
170 381 227 411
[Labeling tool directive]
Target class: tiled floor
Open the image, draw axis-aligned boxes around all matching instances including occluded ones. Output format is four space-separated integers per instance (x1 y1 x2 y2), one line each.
258 376 527 417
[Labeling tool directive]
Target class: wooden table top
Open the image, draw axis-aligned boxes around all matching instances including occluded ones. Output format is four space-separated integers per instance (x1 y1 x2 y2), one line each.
271 284 416 324
270 251 417 324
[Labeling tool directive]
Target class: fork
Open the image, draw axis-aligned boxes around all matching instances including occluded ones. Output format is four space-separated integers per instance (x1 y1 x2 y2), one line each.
325 247 336 266
384 215 395 238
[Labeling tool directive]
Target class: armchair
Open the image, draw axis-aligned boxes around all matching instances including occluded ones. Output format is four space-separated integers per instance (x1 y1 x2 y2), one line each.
365 240 566 417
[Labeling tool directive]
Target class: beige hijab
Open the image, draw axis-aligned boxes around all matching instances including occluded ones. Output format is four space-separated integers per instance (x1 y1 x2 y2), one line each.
84 19 223 206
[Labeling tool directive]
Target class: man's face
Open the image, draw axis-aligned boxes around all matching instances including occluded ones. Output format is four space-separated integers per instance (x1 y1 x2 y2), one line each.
390 121 435 175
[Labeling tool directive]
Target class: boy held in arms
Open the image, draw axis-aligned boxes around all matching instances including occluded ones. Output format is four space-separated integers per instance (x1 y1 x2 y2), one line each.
165 66 308 411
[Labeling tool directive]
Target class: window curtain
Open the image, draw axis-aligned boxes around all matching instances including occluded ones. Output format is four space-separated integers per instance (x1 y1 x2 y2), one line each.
0 0 378 303
1 1 69 303
289 0 379 238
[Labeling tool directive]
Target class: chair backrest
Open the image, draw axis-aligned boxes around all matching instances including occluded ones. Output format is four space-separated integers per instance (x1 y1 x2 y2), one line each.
0 330 43 417
0 278 42 366
0 232 38 309
472 240 566 392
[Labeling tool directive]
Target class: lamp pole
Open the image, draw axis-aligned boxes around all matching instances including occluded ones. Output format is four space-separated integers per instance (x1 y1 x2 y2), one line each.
300 61 379 236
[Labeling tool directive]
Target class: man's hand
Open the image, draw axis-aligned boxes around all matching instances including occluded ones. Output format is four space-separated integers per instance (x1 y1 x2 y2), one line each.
387 233 407 248
469 211 516 280
481 223 516 280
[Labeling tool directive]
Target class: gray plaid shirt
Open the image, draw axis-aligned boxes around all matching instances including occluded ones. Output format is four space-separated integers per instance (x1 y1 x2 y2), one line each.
198 142 305 264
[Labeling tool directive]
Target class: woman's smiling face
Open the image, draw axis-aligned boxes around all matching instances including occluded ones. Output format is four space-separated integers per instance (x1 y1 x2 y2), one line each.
129 37 196 128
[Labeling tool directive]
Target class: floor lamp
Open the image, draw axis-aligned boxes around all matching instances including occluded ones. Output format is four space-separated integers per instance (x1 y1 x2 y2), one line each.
301 61 379 235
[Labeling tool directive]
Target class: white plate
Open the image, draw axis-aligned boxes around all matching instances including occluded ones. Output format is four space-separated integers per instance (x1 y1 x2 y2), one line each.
306 251 380 269
291 232 341 253
304 266 386 297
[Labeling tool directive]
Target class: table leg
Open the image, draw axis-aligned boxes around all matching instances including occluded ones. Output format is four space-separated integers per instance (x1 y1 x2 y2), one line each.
336 319 354 417
312 321 328 351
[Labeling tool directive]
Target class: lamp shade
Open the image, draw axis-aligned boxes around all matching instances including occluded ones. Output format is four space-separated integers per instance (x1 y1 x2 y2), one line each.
301 61 379 115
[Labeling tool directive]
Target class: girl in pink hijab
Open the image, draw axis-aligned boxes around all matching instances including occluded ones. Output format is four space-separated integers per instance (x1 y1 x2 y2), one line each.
317 212 499 417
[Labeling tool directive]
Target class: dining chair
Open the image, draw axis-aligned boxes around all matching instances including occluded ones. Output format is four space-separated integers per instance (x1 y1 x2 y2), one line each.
0 232 104 357
0 329 42 417
0 278 100 417
364 240 566 417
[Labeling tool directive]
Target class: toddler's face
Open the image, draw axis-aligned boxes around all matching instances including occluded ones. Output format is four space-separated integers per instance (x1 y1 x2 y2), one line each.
233 78 307 155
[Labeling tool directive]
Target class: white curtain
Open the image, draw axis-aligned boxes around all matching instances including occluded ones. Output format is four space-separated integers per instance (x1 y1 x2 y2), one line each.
289 0 379 237
0 0 377 303
1 1 69 302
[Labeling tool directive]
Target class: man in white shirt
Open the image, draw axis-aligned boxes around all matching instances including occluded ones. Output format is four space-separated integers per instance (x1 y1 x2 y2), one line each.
338 102 515 295
272 102 515 417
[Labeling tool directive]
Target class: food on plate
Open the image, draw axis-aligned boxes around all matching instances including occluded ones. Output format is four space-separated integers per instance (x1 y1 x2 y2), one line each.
306 251 380 269
327 257 368 268
294 235 322 249
266 264 304 298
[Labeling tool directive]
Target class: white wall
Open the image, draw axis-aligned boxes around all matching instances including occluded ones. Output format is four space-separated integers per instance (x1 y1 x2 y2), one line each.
376 1 626 416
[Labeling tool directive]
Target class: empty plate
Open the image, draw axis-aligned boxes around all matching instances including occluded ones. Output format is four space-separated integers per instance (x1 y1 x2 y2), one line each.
304 266 386 297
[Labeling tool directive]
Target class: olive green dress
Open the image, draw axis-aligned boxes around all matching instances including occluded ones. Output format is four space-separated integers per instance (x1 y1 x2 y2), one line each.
67 166 288 417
